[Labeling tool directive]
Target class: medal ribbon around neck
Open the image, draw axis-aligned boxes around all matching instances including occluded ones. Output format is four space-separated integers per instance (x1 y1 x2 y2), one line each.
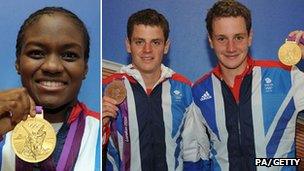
56 111 85 170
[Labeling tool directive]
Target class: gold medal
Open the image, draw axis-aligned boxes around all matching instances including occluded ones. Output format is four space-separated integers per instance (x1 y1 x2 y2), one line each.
11 108 56 163
104 80 127 104
278 41 302 66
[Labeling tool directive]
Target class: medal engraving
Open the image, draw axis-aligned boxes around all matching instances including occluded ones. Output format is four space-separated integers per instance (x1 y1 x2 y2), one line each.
11 117 56 163
278 41 302 66
104 80 127 104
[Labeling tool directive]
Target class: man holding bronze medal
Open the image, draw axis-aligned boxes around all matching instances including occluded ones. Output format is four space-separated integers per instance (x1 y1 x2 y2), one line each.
189 0 304 170
102 9 210 171
0 7 100 170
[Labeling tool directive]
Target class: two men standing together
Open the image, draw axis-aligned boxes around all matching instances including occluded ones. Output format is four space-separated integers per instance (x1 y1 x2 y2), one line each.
103 1 304 170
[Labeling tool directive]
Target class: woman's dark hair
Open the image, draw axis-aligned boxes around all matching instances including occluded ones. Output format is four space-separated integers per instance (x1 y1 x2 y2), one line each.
16 7 90 62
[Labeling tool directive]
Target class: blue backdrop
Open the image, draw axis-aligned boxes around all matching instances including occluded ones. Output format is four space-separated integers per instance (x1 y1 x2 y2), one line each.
102 0 304 82
0 1 100 111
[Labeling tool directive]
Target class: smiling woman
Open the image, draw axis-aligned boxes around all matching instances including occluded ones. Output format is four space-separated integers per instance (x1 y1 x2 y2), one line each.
16 12 88 118
0 7 100 171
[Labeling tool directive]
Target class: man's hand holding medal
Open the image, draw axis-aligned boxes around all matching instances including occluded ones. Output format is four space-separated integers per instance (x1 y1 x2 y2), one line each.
278 30 304 66
102 80 127 126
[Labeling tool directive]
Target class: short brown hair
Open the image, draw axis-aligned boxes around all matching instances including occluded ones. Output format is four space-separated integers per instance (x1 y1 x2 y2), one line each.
127 8 170 41
205 0 251 36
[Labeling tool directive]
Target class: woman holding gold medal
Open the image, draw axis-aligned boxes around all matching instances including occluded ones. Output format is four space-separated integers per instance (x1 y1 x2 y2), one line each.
0 7 100 171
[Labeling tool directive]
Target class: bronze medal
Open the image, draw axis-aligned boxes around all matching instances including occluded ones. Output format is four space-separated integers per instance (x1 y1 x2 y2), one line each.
278 41 302 66
11 112 56 163
104 80 127 104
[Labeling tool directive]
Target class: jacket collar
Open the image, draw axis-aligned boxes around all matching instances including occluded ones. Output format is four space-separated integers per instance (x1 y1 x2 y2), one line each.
120 64 175 90
212 55 254 80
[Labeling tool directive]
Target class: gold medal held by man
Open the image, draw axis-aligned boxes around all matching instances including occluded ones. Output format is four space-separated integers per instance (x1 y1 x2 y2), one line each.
278 40 302 66
104 80 127 104
11 106 56 163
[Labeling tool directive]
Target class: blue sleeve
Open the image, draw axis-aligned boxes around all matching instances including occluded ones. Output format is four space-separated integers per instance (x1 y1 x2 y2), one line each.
184 159 211 171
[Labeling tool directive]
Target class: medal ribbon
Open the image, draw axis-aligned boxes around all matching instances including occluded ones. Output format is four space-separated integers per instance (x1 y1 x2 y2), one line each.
109 99 130 171
121 100 130 171
57 111 85 171
56 112 79 170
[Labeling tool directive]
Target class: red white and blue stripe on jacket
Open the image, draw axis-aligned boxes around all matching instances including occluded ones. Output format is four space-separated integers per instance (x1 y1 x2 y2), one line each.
192 58 304 171
103 64 201 171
